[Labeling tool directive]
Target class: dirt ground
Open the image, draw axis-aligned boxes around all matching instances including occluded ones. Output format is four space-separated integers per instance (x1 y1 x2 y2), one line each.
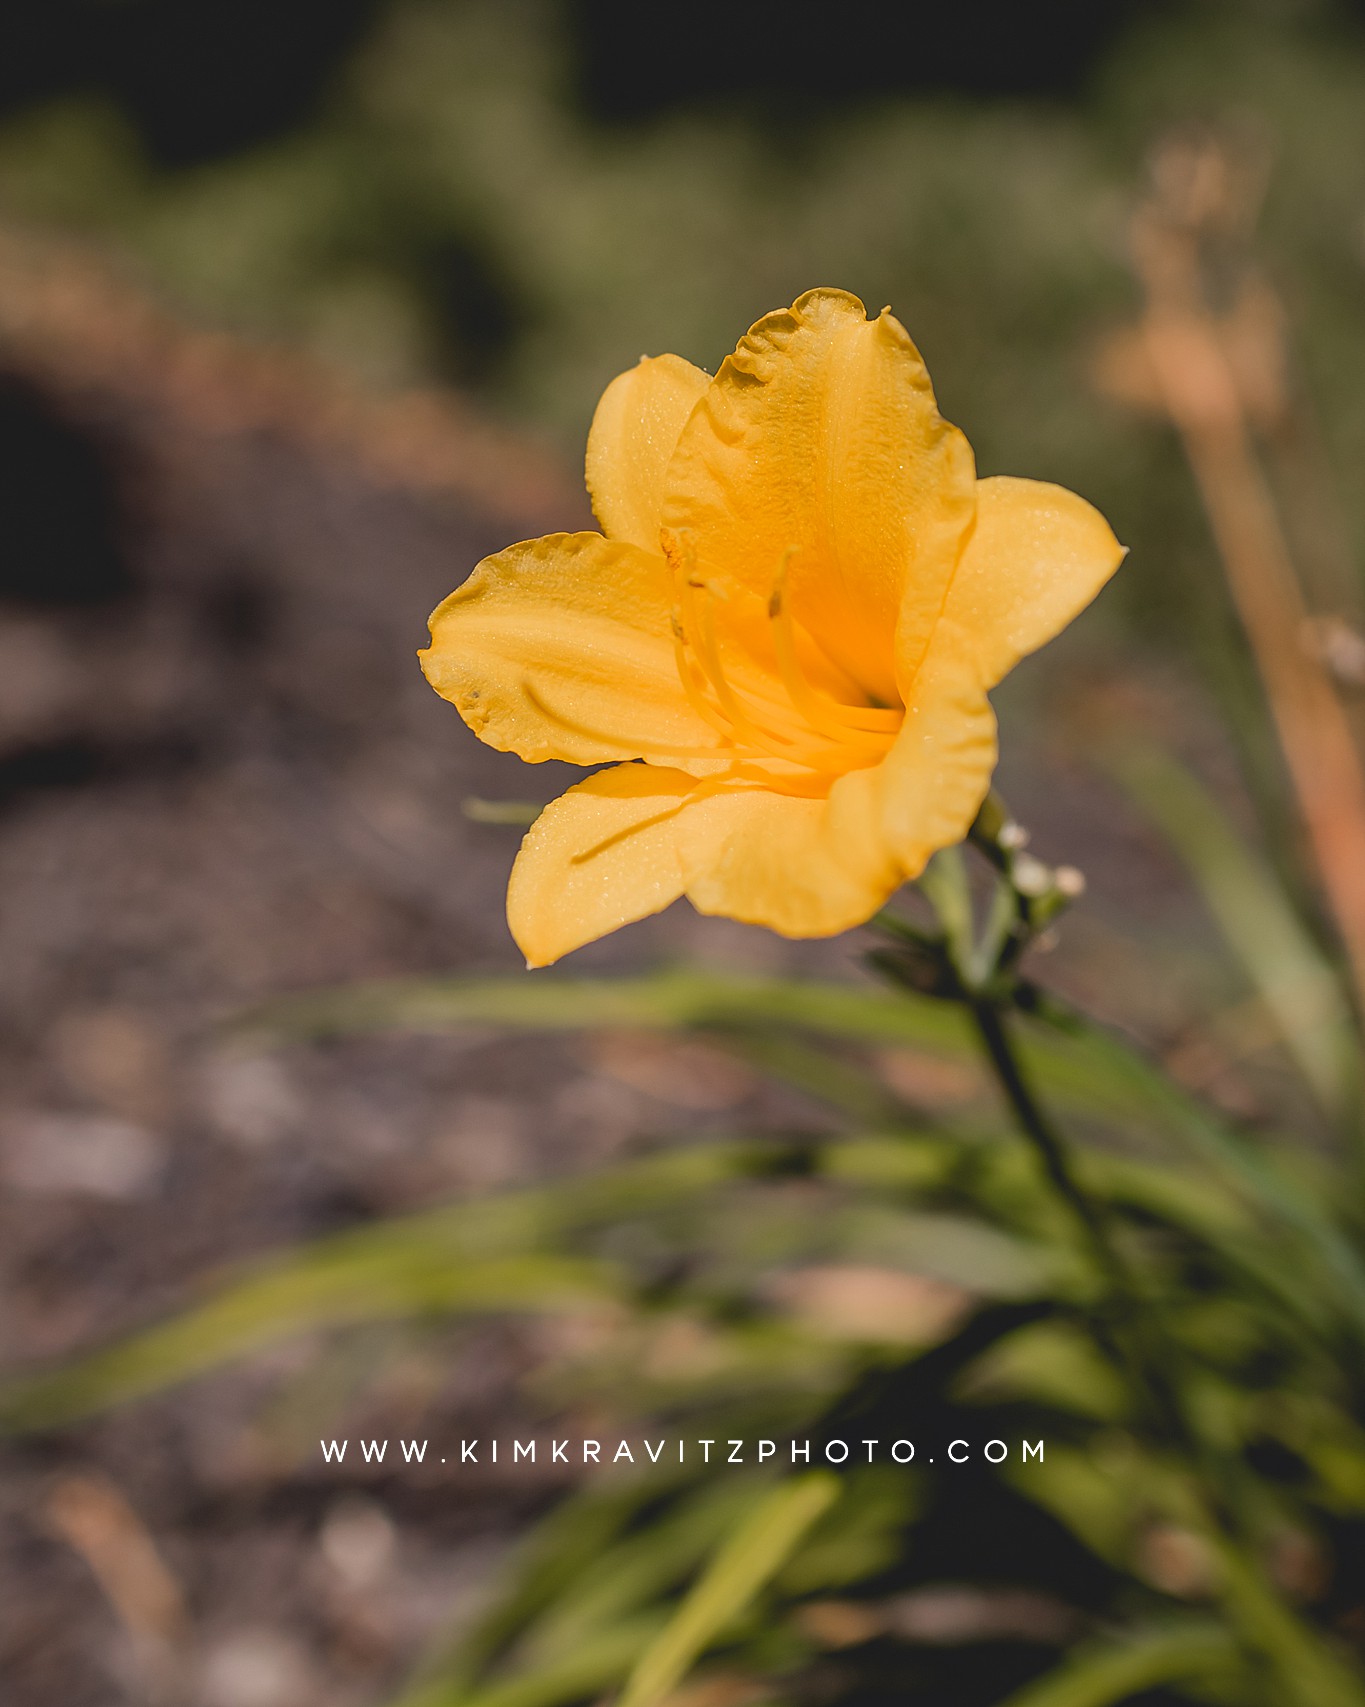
0 234 1252 1707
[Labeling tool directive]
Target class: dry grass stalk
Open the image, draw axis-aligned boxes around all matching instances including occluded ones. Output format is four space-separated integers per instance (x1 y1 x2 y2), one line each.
46 1471 189 1701
1100 134 1365 1017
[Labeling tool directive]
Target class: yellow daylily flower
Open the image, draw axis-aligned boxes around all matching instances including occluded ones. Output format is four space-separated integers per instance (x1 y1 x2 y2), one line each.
421 289 1124 967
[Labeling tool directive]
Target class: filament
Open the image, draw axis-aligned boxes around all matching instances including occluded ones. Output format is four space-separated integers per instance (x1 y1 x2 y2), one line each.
670 609 737 740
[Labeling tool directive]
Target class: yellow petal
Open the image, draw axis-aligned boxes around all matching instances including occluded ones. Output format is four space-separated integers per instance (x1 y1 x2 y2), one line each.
508 760 904 963
870 616 998 870
684 628 997 937
679 777 904 939
419 532 723 766
945 475 1125 689
663 288 976 706
507 764 697 966
508 629 998 961
585 354 710 551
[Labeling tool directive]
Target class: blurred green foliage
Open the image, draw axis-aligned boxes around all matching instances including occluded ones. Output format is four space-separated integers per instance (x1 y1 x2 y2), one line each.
9 805 1365 1703
3 0 1365 673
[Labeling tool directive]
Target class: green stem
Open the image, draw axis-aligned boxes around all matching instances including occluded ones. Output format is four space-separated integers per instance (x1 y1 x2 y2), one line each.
969 998 1189 1451
969 1001 1114 1275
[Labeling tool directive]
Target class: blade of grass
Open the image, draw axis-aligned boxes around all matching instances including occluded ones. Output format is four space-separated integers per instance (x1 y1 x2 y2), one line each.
235 966 1330 1173
234 964 1165 1144
519 1480 779 1669
0 1251 617 1431
463 799 542 826
1028 998 1365 1340
997 1623 1238 1707
245 967 1365 1335
0 1142 804 1430
420 1478 680 1698
234 969 978 1054
3 1135 989 1432
400 1478 827 1707
1208 1529 1365 1707
396 1620 664 1707
616 1474 839 1707
1114 741 1358 1119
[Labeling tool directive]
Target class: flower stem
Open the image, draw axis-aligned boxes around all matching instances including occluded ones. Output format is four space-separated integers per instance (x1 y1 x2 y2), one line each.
968 995 1190 1451
968 1000 1113 1273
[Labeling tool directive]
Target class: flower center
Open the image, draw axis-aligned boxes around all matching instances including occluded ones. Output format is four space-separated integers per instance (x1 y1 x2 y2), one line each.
667 539 902 777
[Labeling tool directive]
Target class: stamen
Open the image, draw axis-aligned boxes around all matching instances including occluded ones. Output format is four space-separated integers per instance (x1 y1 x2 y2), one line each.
691 582 850 769
678 560 825 747
670 609 736 741
691 581 791 742
662 528 894 778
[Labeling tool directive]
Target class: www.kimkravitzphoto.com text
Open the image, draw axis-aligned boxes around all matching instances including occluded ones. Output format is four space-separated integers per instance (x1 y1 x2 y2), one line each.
319 1437 1049 1470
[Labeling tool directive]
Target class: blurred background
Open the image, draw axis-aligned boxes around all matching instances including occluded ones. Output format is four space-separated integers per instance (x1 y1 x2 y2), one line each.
5 1 1365 1703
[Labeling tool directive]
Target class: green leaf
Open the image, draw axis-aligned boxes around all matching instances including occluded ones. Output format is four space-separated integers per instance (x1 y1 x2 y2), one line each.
238 963 1365 1335
234 967 978 1054
720 1029 905 1123
916 846 973 974
1208 1531 1365 1707
773 1465 916 1596
616 1475 840 1707
1115 742 1358 1118
1027 1001 1365 1341
0 1249 617 1431
516 1479 777 1671
830 1204 1065 1298
426 1477 681 1696
0 1142 805 1429
1002 1441 1145 1567
405 1476 826 1707
997 1623 1238 1707
463 798 543 826
8 1132 1029 1430
229 964 1322 1181
397 1620 664 1707
958 1319 1128 1421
